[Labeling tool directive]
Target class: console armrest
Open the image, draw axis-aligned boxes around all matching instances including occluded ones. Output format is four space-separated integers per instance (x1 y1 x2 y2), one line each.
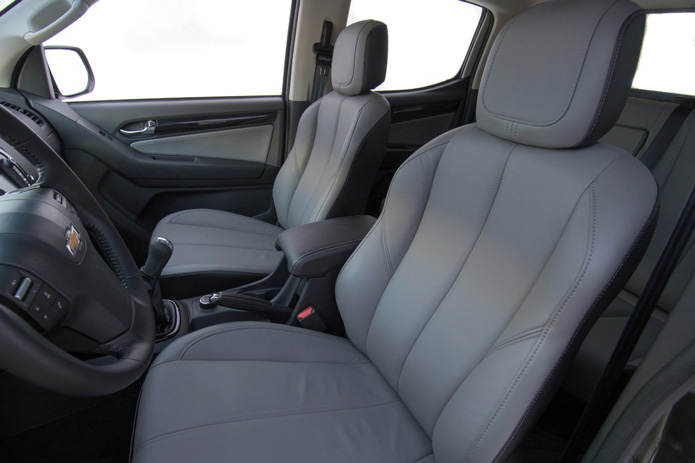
275 215 376 278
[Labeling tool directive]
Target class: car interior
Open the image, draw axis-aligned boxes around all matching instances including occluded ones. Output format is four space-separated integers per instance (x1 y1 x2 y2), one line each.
0 0 694 462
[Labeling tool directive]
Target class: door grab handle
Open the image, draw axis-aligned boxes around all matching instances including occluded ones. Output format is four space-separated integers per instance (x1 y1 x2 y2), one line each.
120 120 156 136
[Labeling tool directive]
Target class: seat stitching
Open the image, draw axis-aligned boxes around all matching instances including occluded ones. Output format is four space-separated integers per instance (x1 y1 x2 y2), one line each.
292 95 348 225
172 242 278 252
333 21 371 87
310 98 376 222
139 384 392 442
150 358 372 371
379 138 454 274
460 185 597 463
366 141 452 353
278 101 320 228
582 6 625 145
382 207 394 275
334 132 456 278
493 183 657 463
161 221 281 237
486 333 542 357
336 135 458 351
487 328 544 356
426 152 607 435
163 266 275 276
394 142 517 391
483 0 617 127
177 325 355 360
292 240 364 273
134 399 403 453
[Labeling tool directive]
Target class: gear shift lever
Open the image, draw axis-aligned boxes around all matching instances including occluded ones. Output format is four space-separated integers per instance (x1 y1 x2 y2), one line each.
140 237 173 331
140 237 173 290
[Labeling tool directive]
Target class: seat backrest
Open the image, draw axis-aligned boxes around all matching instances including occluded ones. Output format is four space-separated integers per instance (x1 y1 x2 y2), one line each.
273 20 390 230
335 1 656 462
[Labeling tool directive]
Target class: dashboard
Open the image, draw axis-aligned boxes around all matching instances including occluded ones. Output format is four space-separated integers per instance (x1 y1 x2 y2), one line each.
0 92 61 195
0 138 37 193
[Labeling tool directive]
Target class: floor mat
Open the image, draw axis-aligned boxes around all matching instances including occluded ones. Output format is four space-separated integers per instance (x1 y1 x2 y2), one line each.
0 393 138 463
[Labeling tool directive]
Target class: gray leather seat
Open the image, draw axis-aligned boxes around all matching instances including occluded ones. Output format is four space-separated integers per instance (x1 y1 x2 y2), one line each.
132 1 656 462
154 20 390 298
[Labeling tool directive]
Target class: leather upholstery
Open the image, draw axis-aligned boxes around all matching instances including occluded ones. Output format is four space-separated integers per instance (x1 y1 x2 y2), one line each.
154 21 390 295
477 0 644 149
272 90 390 229
153 209 284 298
331 20 388 96
275 215 376 277
134 1 656 462
133 324 432 463
334 124 655 463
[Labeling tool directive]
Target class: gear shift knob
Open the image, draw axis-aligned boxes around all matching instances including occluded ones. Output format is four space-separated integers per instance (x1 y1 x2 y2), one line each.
140 236 173 286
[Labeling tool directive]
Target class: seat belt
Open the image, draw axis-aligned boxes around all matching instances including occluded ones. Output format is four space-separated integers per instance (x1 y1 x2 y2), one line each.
640 98 695 170
310 21 334 103
562 156 695 462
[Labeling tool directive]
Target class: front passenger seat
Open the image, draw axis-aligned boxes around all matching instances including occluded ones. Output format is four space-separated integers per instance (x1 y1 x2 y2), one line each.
153 20 390 298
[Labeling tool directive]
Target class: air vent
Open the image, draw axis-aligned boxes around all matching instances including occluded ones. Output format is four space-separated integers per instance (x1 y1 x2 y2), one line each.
0 101 45 127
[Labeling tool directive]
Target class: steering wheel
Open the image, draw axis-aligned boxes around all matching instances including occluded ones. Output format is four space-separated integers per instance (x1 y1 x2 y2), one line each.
0 104 154 396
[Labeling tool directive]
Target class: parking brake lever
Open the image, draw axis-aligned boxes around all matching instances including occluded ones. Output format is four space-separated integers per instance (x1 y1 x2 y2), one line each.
199 292 292 323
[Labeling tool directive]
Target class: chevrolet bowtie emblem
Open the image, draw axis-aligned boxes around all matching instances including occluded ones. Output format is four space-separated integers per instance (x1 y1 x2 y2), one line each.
65 225 81 256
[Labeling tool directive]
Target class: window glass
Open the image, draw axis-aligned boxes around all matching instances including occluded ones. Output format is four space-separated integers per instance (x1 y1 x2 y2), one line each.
46 0 293 101
347 0 482 91
632 13 695 96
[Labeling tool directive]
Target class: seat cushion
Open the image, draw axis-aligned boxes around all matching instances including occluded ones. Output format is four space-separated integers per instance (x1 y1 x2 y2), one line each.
132 323 432 463
153 209 284 298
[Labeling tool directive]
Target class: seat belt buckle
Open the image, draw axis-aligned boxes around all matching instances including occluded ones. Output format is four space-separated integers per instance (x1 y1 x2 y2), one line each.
297 306 327 332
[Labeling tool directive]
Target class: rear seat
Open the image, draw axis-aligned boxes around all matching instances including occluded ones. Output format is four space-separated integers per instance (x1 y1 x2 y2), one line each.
564 95 695 401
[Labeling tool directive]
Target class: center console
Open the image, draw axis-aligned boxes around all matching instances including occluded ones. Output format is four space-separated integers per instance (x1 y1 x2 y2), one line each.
154 215 376 348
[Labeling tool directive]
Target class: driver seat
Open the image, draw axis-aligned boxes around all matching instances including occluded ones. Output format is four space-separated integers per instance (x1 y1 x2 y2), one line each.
132 1 655 462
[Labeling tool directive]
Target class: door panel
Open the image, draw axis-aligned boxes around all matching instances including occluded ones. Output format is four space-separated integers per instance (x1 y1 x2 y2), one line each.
23 92 285 263
130 125 274 163
70 98 285 167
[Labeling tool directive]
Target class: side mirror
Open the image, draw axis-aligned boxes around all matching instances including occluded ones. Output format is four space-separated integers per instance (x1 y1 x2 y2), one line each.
44 46 95 98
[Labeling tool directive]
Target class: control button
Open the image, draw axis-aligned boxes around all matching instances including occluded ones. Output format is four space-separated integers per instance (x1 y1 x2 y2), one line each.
28 303 53 330
51 297 68 314
13 277 32 301
26 281 42 305
2 268 22 297
36 287 55 308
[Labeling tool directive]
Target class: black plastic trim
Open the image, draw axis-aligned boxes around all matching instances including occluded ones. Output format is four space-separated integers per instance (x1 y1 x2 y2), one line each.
121 113 277 139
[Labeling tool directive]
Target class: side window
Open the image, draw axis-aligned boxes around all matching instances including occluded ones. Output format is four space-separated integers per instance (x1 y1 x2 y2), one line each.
45 0 293 101
632 12 695 96
347 0 483 92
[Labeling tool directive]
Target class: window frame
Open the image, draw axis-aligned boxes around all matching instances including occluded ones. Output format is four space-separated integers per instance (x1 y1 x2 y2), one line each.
347 0 489 95
44 0 300 102
630 9 695 98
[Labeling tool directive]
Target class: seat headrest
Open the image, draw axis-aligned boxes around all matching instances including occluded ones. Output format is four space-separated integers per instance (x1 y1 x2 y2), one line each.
477 0 644 149
332 20 388 96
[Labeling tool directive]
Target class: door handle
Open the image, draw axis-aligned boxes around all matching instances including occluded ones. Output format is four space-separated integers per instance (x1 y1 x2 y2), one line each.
120 120 157 136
